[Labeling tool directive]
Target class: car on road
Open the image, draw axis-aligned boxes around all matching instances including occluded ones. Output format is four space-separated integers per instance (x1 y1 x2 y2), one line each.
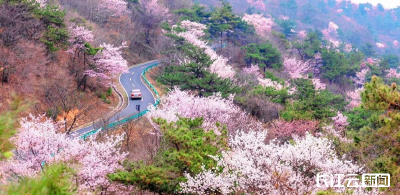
131 89 142 99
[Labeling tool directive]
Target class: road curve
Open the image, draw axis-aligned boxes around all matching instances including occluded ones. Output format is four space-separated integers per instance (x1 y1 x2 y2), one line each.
75 61 158 136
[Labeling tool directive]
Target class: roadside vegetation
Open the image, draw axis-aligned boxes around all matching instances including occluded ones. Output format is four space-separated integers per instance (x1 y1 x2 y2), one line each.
1 0 400 194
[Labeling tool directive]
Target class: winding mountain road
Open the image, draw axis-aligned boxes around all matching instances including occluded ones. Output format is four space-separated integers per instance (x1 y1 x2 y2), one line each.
75 61 158 136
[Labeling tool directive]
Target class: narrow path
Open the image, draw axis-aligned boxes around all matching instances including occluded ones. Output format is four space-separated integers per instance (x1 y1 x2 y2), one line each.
75 61 158 136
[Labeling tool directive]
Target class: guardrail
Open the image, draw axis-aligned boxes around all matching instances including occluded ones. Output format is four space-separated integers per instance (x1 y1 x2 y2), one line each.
80 63 160 140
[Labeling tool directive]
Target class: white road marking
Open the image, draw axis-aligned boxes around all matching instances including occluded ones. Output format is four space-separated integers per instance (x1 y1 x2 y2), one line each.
132 84 135 87
130 78 131 81
142 97 144 102
131 72 134 75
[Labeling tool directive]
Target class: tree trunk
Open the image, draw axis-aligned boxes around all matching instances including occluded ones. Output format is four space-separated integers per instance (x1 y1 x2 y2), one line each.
64 116 68 133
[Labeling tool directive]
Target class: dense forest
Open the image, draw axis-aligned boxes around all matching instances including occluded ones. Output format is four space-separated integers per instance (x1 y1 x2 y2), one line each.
1 0 400 194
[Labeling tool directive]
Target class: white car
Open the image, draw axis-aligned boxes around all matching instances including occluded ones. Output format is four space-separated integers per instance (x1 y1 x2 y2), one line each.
130 89 142 99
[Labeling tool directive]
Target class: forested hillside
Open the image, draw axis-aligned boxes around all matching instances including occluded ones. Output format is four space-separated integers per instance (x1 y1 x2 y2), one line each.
1 0 400 194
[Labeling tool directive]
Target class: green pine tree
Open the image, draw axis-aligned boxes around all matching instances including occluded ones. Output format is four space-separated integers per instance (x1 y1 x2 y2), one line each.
110 117 228 194
158 43 238 97
243 42 283 70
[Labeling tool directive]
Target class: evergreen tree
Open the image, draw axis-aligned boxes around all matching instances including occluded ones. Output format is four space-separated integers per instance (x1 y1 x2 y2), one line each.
244 42 283 70
382 54 399 69
281 79 346 121
320 49 358 83
110 117 228 194
293 32 323 60
361 43 376 57
6 163 76 195
0 96 25 160
348 76 400 189
276 18 296 38
174 4 211 24
208 0 241 50
158 43 238 97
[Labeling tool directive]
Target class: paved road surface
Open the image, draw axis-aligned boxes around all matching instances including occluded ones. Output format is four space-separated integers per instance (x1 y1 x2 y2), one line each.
75 61 158 136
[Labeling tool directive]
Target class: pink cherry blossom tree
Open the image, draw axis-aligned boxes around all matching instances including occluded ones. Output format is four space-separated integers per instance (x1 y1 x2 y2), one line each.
173 21 236 79
312 78 326 90
85 43 129 86
322 125 352 143
298 30 307 38
147 87 262 134
242 14 275 37
328 111 350 143
99 0 130 16
246 0 266 10
386 68 400 78
271 120 319 140
257 77 286 90
322 22 339 38
0 115 127 193
68 25 94 54
329 22 339 32
329 39 340 48
347 87 364 108
376 42 385 48
283 58 311 79
394 40 399 47
243 64 262 77
242 64 289 91
180 131 364 195
141 0 169 18
344 43 353 52
331 111 349 129
366 57 377 65
279 15 289 20
352 69 369 87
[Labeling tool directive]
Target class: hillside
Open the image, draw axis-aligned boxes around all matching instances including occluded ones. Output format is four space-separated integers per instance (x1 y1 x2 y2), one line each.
199 0 400 56
1 0 400 194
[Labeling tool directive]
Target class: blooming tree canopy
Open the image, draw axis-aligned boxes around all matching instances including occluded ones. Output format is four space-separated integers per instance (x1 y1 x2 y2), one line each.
322 22 339 38
331 111 349 128
279 15 289 20
147 87 262 133
141 0 169 18
243 64 262 77
242 14 274 37
0 115 127 193
246 0 266 10
312 78 326 90
257 77 286 90
352 69 369 87
180 131 363 195
298 30 307 38
386 68 400 78
68 25 94 54
173 20 236 79
242 64 288 91
283 58 311 79
85 43 129 85
99 0 130 16
271 119 319 140
376 42 385 48
394 40 399 47
347 87 364 108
